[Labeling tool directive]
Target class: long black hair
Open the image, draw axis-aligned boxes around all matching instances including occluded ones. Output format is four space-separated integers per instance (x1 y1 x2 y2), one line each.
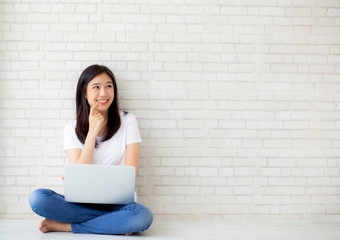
75 64 121 146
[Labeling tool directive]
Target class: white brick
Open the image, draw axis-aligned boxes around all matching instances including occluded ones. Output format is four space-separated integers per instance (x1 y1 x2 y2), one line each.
2 119 29 128
207 196 235 204
171 186 199 195
221 205 249 214
197 168 218 177
308 177 331 185
162 177 189 185
1 0 340 218
281 205 307 214
154 167 174 176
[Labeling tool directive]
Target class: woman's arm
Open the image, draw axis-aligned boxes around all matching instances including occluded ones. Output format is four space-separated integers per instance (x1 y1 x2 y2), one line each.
65 132 96 164
125 143 140 176
66 103 104 164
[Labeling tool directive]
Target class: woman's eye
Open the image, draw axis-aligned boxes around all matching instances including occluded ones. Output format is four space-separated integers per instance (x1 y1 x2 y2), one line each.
107 85 113 88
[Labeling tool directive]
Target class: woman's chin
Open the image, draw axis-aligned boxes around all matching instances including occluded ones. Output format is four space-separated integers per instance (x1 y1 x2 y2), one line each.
97 105 111 112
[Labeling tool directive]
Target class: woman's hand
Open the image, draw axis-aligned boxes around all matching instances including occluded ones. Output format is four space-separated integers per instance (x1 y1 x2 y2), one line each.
88 103 104 137
65 103 100 165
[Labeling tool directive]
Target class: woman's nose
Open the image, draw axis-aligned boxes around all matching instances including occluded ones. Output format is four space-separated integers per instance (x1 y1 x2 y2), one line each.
99 87 106 96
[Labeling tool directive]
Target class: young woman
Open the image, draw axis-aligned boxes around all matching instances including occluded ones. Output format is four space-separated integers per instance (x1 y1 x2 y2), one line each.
29 65 153 235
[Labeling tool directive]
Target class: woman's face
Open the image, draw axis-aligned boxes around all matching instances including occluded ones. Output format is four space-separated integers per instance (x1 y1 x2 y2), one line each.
85 72 114 113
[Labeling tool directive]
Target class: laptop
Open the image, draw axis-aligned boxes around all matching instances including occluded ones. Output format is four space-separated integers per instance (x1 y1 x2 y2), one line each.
64 164 135 204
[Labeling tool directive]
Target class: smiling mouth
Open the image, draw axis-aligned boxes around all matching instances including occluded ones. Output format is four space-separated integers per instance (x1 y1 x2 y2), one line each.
97 99 109 104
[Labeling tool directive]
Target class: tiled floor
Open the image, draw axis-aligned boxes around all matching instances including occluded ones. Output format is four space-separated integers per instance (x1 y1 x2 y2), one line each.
1 216 340 240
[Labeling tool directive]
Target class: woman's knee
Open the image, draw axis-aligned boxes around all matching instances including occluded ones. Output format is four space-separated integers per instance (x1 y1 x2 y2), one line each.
28 188 54 211
134 203 153 232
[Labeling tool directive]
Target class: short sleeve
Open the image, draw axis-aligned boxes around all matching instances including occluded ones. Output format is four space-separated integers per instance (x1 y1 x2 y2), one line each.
126 114 142 145
64 122 83 152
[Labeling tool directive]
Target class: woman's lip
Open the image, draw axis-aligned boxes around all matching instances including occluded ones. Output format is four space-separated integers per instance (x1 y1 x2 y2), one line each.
97 99 109 104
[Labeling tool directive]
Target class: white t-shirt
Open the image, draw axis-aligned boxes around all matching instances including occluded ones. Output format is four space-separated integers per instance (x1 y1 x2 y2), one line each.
63 111 142 166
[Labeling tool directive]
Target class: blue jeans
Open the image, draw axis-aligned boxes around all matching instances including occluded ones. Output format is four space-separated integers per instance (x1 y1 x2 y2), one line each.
29 189 153 235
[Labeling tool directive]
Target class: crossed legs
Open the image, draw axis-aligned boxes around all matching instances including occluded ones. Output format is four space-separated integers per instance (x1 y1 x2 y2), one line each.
29 189 153 235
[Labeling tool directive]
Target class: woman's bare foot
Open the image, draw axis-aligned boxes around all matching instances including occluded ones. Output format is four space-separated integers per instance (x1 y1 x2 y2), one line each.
39 219 72 233
122 232 133 236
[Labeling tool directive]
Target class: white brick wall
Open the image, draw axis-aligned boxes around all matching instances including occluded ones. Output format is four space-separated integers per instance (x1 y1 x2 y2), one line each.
0 0 339 219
